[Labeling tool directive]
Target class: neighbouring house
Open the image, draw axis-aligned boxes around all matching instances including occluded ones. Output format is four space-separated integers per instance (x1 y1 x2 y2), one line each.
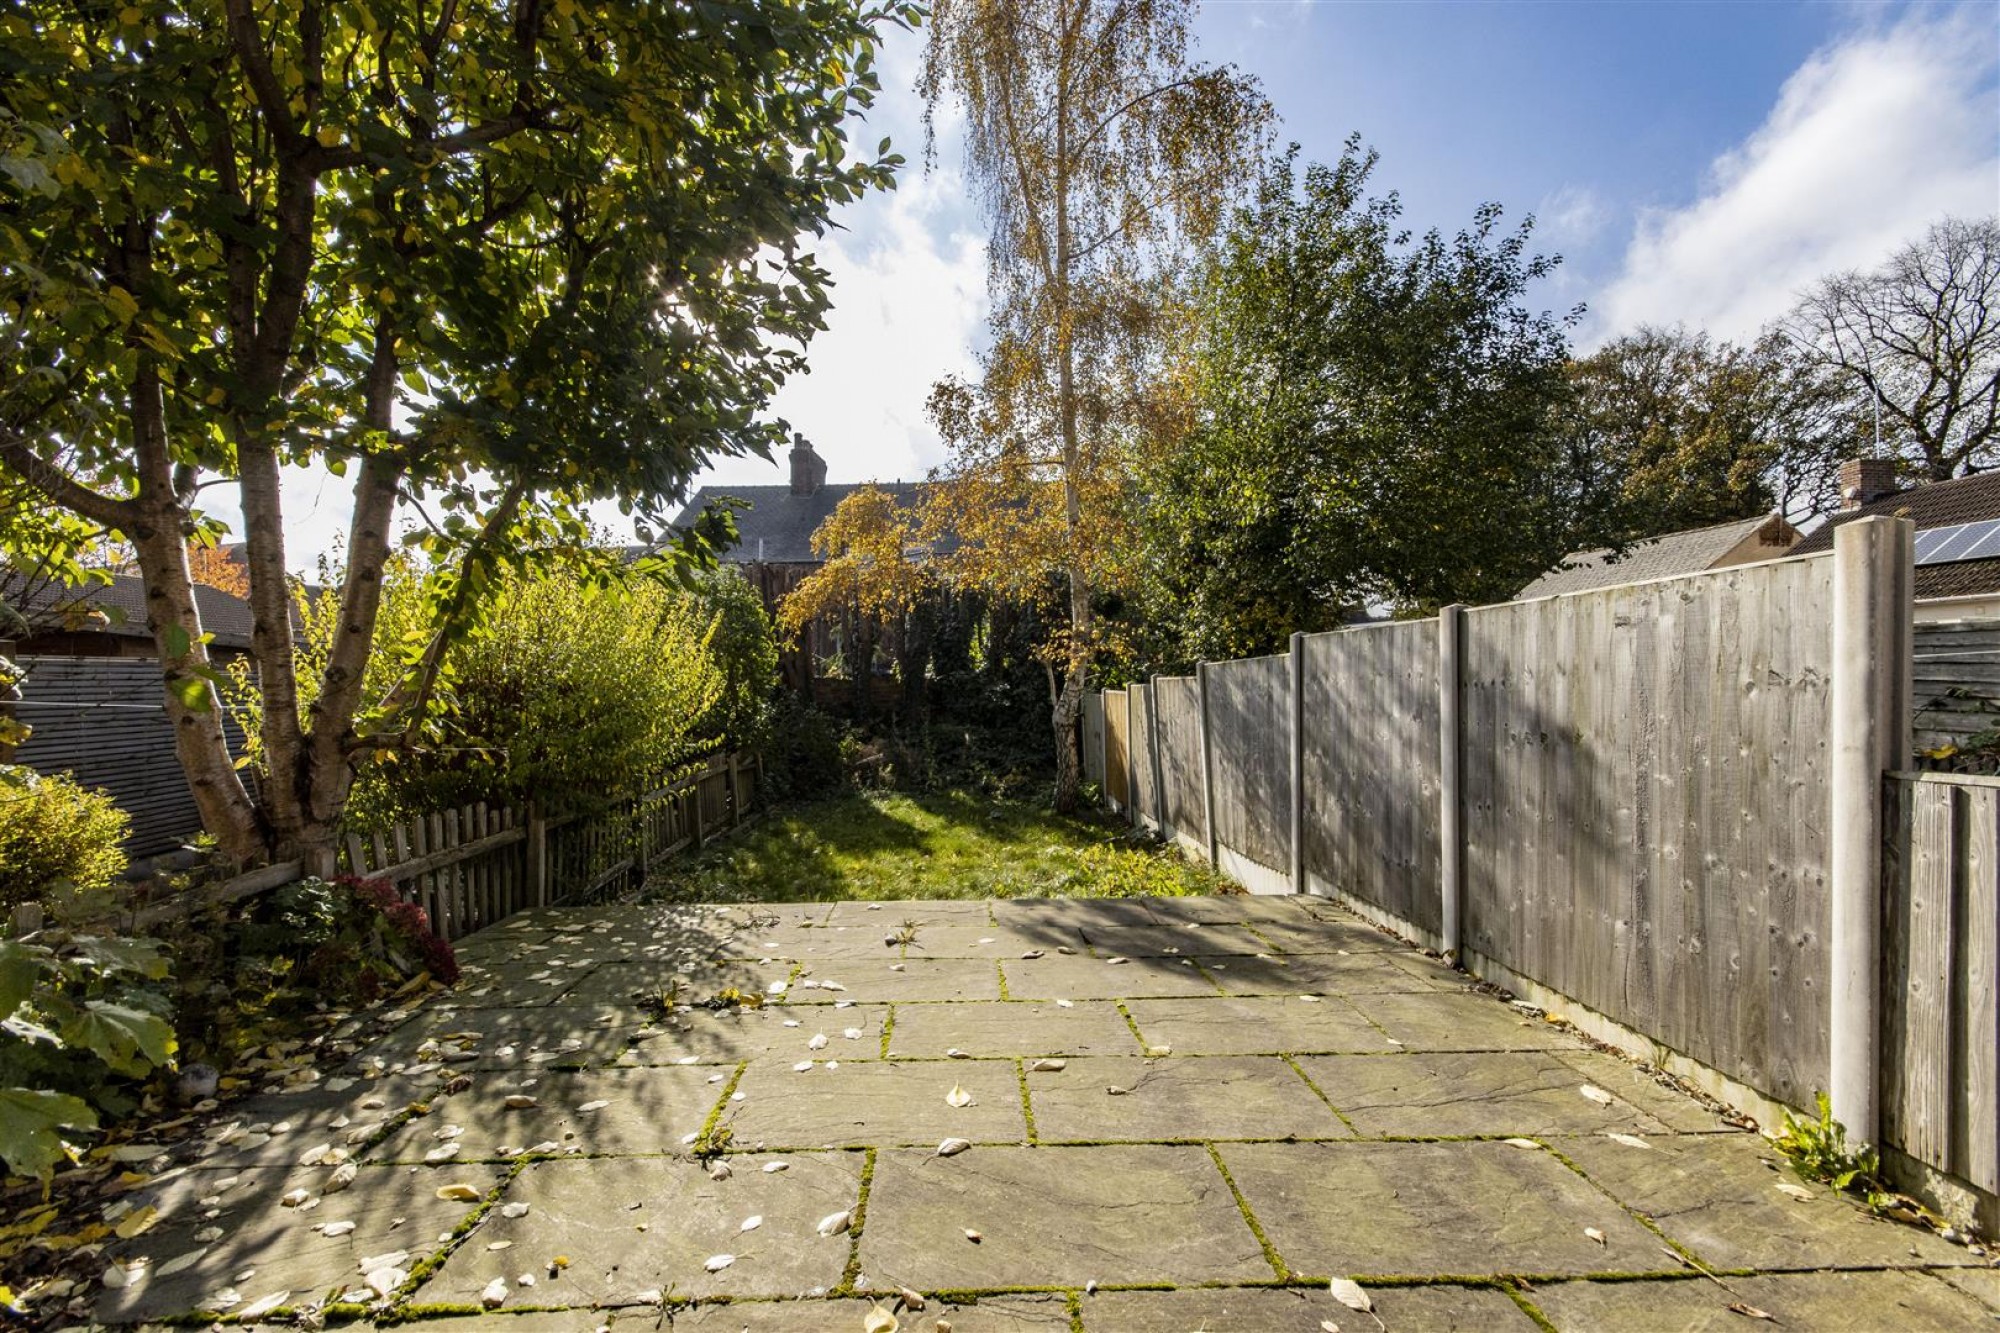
671 440 927 706
1792 458 2000 769
1514 512 1803 600
1 571 255 863
1790 458 2000 616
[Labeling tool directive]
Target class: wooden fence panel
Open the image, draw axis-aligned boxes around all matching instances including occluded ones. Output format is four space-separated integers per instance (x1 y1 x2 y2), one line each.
1883 773 2000 1195
339 804 530 943
1299 619 1442 932
1463 557 1836 1109
1082 692 1106 789
1154 676 1206 846
1913 620 2000 764
1129 684 1159 830
1103 690 1129 810
1205 654 1291 876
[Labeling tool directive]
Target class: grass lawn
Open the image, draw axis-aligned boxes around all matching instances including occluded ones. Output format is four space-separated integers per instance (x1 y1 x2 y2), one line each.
642 788 1235 904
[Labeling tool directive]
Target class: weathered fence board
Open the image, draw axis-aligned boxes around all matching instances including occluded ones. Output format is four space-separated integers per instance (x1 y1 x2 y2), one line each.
1462 558 1836 1109
1300 619 1442 932
1082 692 1106 790
1205 654 1291 877
1103 689 1129 809
1129 683 1159 831
1153 676 1205 846
1913 620 2000 763
1883 773 2000 1195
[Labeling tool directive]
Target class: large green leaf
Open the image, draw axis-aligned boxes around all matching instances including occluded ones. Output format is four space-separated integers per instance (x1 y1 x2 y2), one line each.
68 935 170 981
0 1088 96 1179
59 1003 176 1078
0 942 44 1022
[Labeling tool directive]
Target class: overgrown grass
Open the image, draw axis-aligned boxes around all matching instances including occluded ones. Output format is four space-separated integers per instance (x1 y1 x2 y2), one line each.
643 789 1235 903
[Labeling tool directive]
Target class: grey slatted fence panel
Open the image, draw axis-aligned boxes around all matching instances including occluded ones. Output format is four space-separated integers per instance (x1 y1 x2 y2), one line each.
1462 556 1835 1110
1205 654 1291 876
1299 619 1442 932
1913 620 2000 762
1153 676 1206 847
1883 774 2000 1195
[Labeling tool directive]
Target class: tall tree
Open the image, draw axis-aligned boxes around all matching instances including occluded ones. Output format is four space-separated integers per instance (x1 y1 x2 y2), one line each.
1785 215 2000 482
920 0 1268 810
1136 143 1584 661
0 0 911 866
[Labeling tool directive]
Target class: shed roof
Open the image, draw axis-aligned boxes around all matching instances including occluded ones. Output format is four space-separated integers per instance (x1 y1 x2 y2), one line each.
671 481 926 565
1515 514 1792 600
1 571 255 650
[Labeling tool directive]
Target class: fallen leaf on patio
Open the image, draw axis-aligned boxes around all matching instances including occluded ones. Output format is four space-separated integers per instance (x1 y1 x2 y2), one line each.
1106 956 1130 965
704 1254 734 1272
504 1095 538 1110
488 1240 512 1251
963 1229 982 1243
1055 999 1075 1008
707 1160 733 1180
500 1202 530 1219
1330 1277 1372 1312
946 1084 975 1107
423 1144 460 1163
898 1285 926 1310
1143 1044 1172 1057
280 1188 311 1207
577 1100 610 1112
365 1265 407 1299
239 1290 291 1319
321 1220 356 1238
1321 1323 1340 1333
113 1206 158 1239
817 1209 853 1237
844 1027 864 1040
1728 1303 1776 1321
763 1161 789 1173
481 1277 509 1308
740 1215 762 1232
1584 1227 1606 1246
326 1162 359 1193
936 1137 972 1157
1579 1085 1614 1106
1776 1182 1814 1201
864 1304 899 1333
1501 1138 1541 1149
794 1061 816 1072
1027 1058 1067 1072
1107 1085 1130 1096
1021 950 1044 960
808 1033 830 1050
435 1124 464 1140
1607 1133 1651 1149
947 1048 972 1059
435 1184 482 1202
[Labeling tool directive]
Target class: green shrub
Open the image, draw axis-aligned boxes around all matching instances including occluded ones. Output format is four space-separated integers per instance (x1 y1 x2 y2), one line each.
688 567 779 747
0 765 129 911
757 696 855 801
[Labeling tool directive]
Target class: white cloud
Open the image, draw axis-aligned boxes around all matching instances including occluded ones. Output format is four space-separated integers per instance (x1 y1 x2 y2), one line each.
1589 7 2000 344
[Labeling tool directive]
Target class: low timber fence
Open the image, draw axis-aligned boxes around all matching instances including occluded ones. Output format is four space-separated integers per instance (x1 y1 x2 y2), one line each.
1089 515 1998 1231
70 751 761 945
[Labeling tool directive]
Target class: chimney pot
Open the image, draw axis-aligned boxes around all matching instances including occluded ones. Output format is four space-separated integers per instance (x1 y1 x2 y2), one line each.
789 440 827 496
1839 457 1898 511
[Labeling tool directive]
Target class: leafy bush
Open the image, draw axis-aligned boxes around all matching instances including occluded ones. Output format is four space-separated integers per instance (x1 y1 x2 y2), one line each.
0 765 129 912
757 696 856 801
0 930 175 1178
688 566 780 747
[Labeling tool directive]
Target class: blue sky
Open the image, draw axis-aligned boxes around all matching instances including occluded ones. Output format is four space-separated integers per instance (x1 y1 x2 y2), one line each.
264 0 2000 559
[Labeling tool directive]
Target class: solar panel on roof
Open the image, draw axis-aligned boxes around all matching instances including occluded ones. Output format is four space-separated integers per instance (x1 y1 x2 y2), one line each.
1916 518 2000 566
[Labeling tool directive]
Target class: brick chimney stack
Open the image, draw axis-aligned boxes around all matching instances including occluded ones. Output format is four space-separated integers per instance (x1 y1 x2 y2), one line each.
1839 457 1898 511
789 439 827 496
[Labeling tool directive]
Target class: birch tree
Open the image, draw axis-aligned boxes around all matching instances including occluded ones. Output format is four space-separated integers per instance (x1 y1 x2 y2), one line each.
920 0 1268 809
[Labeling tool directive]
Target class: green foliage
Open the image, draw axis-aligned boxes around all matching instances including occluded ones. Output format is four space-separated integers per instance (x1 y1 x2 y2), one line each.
0 764 130 912
1134 141 1585 660
688 567 781 748
0 930 175 1178
1050 842 1231 899
1773 1092 1882 1198
756 696 859 803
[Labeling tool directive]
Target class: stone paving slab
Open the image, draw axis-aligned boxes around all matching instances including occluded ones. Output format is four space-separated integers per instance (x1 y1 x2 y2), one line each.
1528 1269 1995 1331
1026 1054 1348 1143
1294 1049 1724 1138
998 951 1223 1000
727 1058 1029 1149
425 1153 864 1305
1123 993 1397 1055
884 999 1141 1060
1552 1131 1977 1270
367 1067 726 1163
91 892 1995 1330
860 1144 1271 1289
1218 1139 1668 1277
1077 1282 1536 1330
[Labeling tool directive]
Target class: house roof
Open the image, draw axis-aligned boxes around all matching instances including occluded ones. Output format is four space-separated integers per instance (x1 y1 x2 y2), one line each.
1792 470 2000 555
1516 514 1794 600
1 571 255 650
671 482 926 565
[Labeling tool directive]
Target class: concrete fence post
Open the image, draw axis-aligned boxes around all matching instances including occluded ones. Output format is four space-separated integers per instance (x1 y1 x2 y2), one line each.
1828 515 1914 1145
1099 692 1113 812
1198 660 1219 866
1438 604 1467 959
1288 633 1306 894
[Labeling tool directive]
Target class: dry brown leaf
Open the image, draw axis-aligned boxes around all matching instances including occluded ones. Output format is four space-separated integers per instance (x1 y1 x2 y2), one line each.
863 1305 899 1333
1728 1302 1776 1321
435 1184 482 1202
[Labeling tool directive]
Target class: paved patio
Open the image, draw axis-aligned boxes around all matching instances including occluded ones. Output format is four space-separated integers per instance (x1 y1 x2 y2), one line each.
99 894 1996 1330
